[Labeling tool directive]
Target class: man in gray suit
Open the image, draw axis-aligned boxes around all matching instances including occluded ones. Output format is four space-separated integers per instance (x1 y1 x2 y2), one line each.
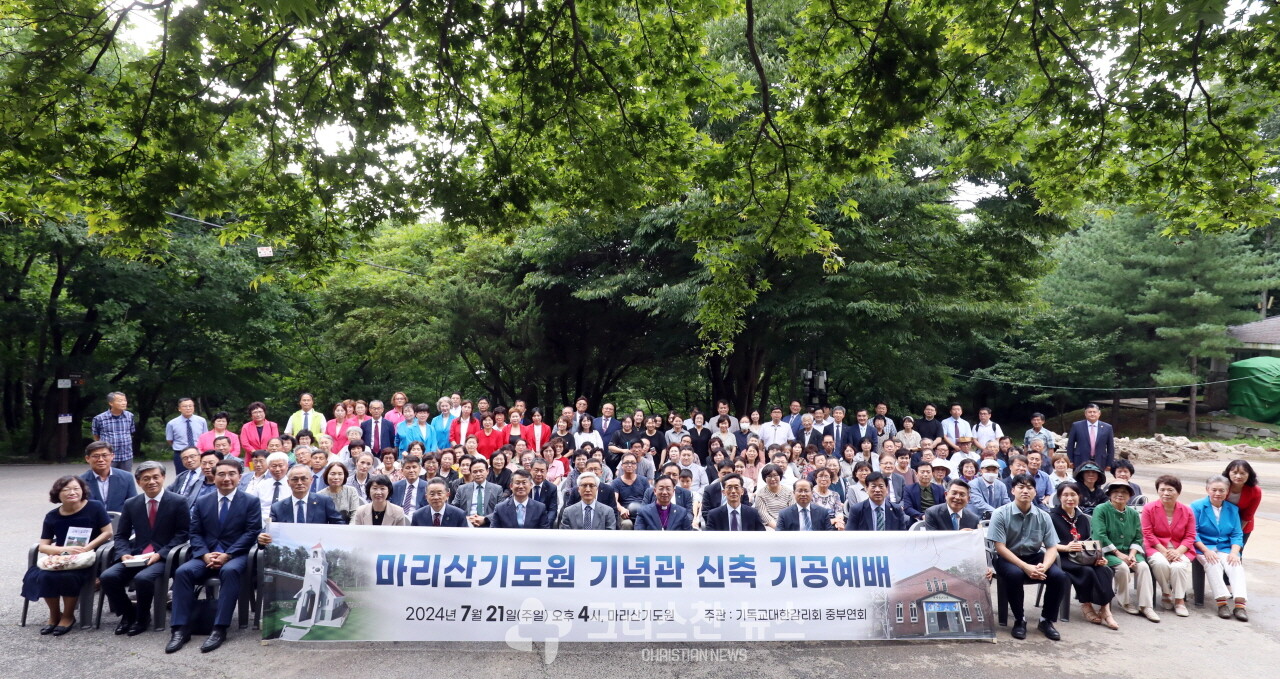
450 458 503 517
559 472 617 530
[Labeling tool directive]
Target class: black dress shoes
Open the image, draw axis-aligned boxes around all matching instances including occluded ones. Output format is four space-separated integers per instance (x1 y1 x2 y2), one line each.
200 628 227 653
50 621 74 636
1038 619 1061 641
115 617 135 635
126 618 151 637
1011 618 1027 639
165 629 190 654
39 624 57 635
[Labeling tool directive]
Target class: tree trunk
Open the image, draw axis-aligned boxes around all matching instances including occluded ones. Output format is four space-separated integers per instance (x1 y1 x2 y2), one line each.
1187 356 1198 437
1111 394 1121 425
1146 390 1158 436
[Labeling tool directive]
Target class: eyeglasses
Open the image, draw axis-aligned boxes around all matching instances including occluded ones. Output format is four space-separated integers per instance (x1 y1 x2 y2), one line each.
88 453 113 460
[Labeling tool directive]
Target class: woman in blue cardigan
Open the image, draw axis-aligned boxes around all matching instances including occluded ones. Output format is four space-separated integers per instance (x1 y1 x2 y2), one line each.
1193 475 1248 622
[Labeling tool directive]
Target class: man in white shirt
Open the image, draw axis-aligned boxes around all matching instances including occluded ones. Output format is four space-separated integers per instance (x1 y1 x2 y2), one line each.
449 393 462 418
973 407 1005 448
675 447 709 494
760 406 796 448
249 452 291 522
941 403 972 451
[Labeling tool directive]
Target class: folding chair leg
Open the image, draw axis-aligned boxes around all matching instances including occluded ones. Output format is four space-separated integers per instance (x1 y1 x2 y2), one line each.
20 599 29 627
79 579 94 629
1191 559 1206 607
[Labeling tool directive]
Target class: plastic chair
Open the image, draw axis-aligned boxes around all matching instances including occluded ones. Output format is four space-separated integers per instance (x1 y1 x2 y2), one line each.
20 542 106 629
93 540 189 630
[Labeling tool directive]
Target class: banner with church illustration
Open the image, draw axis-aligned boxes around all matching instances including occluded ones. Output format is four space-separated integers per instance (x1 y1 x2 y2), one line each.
260 524 995 643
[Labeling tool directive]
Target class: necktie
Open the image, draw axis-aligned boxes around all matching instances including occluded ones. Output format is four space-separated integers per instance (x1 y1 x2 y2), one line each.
534 485 541 503
876 506 885 531
219 496 229 526
951 512 960 530
148 498 158 528
272 480 282 503
295 499 305 523
730 509 739 532
954 420 959 439
433 511 441 527
303 412 310 432
584 504 594 530
985 484 993 506
474 485 484 515
801 507 811 531
1089 424 1097 457
403 484 416 513
516 503 526 527
836 424 841 443
182 472 196 495
373 421 380 447
185 419 194 448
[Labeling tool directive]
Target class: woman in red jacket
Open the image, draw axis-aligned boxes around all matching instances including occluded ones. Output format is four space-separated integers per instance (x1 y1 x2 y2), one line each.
238 401 279 452
520 408 552 452
1224 460 1262 547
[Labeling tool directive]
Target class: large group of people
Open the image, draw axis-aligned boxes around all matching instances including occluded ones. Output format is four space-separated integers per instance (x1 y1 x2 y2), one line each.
21 393 1264 648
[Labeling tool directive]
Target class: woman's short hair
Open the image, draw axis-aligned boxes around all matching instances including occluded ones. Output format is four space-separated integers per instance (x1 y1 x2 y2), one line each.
213 411 230 424
1205 474 1230 490
322 461 349 485
760 463 784 481
49 475 90 504
366 475 394 497
246 401 267 415
1050 452 1071 468
1112 458 1135 474
1055 482 1082 500
1154 474 1182 494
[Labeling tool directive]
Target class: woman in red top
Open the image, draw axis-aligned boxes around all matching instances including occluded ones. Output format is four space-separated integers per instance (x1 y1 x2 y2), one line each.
1141 475 1197 617
1224 460 1262 546
238 401 279 452
475 413 507 459
521 408 552 452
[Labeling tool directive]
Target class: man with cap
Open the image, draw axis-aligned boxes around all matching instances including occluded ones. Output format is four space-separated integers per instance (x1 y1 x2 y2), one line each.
968 457 1011 516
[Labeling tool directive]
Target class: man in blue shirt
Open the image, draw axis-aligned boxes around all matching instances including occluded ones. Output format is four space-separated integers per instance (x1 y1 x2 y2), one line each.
164 398 208 471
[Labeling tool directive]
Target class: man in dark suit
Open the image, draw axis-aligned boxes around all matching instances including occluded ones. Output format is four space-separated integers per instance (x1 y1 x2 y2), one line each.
411 479 470 527
640 463 692 514
777 479 835 531
361 400 398 454
257 465 344 546
528 459 560 520
849 408 878 454
167 459 261 654
634 476 693 531
824 406 854 452
390 454 431 514
901 462 947 522
795 414 825 451
924 480 982 531
101 461 190 636
704 474 765 531
1065 403 1115 472
168 447 203 496
702 460 752 512
80 441 137 512
471 470 551 528
593 402 623 456
847 472 911 531
451 457 504 517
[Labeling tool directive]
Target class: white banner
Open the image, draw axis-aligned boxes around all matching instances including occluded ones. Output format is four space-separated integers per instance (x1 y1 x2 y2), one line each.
262 524 994 643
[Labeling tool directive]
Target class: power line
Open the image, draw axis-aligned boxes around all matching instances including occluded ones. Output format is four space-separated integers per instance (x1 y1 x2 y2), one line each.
950 371 1272 392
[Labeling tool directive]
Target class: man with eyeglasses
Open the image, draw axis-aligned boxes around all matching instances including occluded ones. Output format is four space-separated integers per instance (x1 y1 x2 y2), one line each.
704 474 765 531
80 441 137 512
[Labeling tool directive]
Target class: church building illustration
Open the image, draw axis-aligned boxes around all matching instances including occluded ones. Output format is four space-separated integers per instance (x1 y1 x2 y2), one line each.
279 542 350 639
885 566 993 639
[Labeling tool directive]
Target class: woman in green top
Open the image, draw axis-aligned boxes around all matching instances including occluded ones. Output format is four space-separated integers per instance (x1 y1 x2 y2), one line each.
1092 481 1160 623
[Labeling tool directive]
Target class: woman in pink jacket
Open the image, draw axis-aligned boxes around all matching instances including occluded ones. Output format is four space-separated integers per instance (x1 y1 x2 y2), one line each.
238 401 279 453
1141 475 1197 617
